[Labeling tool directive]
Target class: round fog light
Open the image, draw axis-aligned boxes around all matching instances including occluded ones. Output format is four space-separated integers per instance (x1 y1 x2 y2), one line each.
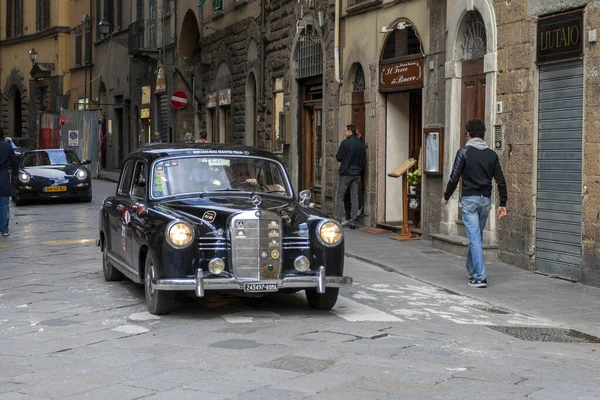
208 258 225 274
294 255 310 272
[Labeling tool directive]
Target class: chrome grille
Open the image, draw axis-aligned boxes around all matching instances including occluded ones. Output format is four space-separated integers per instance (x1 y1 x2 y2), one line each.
231 210 282 280
282 237 310 250
198 237 228 252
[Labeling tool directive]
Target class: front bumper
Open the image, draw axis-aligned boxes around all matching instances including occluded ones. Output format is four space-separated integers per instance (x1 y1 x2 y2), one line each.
151 265 353 297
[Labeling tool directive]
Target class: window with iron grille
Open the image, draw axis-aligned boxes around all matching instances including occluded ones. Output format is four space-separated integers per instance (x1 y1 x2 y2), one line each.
214 0 223 12
6 0 23 38
75 30 83 67
149 0 156 24
104 0 114 32
353 64 365 92
36 0 50 31
381 27 421 61
84 27 92 64
295 25 323 79
136 0 143 21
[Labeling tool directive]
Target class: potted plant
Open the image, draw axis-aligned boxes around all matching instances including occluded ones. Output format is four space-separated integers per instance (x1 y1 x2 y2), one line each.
407 169 420 195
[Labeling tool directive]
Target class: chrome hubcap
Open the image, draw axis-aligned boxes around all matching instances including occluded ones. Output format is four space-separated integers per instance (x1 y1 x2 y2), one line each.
146 262 155 297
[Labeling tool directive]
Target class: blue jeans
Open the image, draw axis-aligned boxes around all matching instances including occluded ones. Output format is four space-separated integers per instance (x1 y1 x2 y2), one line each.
0 197 9 234
461 196 491 281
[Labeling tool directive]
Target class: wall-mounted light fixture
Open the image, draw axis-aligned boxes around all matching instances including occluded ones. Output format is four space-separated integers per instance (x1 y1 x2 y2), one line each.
28 48 38 63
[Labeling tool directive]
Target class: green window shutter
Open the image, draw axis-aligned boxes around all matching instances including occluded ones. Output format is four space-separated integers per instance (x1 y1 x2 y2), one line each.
213 0 223 11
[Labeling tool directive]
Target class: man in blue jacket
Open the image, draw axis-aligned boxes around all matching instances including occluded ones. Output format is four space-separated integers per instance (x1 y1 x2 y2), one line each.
442 119 507 288
335 124 366 230
0 128 20 236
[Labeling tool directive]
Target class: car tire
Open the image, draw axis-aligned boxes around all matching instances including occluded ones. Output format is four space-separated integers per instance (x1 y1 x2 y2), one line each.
144 253 174 315
305 287 339 310
84 194 92 203
103 243 124 282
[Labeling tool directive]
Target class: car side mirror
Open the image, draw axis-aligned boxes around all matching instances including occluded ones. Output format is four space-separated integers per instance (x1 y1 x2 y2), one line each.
299 189 311 206
82 159 92 165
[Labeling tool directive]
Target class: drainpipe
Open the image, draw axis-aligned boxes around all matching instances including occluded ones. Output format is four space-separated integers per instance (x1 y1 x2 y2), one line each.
334 0 341 85
260 0 266 109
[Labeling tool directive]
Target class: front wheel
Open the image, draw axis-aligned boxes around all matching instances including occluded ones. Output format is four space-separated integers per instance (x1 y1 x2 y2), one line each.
305 288 339 310
103 242 123 282
144 253 174 315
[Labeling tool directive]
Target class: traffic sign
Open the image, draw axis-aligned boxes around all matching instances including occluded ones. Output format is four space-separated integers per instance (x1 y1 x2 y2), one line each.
171 90 188 109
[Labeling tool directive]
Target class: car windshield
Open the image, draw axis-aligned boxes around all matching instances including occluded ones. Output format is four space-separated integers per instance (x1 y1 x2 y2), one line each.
151 156 291 198
22 150 81 167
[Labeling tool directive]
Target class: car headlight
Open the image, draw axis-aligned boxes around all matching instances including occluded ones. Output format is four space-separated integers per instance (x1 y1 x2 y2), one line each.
75 169 88 180
165 220 194 249
317 220 343 247
19 172 30 183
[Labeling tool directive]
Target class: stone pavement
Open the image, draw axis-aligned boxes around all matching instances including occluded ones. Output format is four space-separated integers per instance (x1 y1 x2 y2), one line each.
98 169 600 337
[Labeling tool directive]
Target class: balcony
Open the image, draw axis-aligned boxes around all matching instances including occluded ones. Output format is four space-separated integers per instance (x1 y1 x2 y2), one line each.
128 19 158 58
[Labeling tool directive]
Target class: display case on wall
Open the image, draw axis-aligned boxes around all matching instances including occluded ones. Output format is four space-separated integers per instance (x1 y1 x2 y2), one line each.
423 127 444 175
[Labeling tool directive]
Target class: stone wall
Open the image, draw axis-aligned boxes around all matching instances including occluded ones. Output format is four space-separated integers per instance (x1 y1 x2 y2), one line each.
582 3 600 286
493 0 537 270
422 0 447 237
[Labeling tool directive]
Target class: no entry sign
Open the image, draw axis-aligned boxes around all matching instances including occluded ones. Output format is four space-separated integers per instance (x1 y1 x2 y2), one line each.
170 90 188 109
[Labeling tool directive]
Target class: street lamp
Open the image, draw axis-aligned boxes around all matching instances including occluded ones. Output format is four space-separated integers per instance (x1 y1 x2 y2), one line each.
29 48 38 63
98 18 110 36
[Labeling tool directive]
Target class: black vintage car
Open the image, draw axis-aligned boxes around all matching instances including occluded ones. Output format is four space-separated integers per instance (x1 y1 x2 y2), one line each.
12 149 93 205
98 144 351 315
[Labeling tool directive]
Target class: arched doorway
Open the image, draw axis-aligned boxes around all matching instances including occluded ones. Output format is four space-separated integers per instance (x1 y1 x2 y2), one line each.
178 10 200 58
443 0 497 238
8 86 22 137
379 22 423 229
293 22 324 205
245 72 257 147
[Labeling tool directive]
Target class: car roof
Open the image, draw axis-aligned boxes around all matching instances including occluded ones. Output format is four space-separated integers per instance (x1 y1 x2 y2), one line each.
128 143 283 163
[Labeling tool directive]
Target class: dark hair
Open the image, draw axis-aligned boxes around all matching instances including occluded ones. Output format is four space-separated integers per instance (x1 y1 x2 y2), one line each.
200 130 208 139
346 124 357 136
466 119 486 139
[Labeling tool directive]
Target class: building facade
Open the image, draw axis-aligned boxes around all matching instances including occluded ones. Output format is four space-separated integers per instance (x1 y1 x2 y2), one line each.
0 0 73 142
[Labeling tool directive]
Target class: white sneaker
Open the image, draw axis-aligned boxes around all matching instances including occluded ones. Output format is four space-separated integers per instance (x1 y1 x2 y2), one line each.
341 220 350 226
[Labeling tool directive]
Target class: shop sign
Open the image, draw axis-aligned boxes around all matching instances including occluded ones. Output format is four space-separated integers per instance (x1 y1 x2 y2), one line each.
537 9 583 65
219 89 231 106
142 86 152 105
207 92 217 108
155 61 167 94
141 108 150 119
379 58 423 91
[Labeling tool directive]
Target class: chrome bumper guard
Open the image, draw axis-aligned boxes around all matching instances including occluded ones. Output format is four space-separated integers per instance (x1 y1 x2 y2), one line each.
151 266 353 297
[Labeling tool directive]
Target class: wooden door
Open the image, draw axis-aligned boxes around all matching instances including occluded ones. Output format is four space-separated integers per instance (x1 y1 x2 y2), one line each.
459 58 486 217
461 58 486 145
351 91 365 138
301 105 322 205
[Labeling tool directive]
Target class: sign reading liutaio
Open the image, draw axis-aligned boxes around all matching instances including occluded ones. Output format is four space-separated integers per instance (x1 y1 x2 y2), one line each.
537 9 583 64
379 58 423 92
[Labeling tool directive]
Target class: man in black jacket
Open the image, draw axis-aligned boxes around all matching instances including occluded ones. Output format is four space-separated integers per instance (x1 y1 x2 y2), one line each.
442 119 507 288
0 128 20 237
335 124 366 229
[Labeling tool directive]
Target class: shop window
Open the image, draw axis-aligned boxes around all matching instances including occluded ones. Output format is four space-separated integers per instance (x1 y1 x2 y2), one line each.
381 27 421 61
272 78 284 152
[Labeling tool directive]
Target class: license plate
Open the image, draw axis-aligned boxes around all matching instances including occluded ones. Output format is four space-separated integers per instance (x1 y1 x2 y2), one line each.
244 282 278 293
44 186 67 193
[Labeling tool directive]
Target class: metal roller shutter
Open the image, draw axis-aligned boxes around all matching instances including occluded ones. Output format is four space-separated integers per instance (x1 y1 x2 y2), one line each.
158 94 169 141
535 60 583 281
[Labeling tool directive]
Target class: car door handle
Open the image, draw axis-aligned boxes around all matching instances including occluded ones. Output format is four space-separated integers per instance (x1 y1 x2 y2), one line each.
116 205 126 212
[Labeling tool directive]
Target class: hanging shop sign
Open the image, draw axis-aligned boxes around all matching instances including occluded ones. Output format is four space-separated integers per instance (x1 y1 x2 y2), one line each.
207 92 217 108
219 89 231 106
379 58 424 92
141 108 150 119
155 61 167 94
537 9 583 65
141 86 152 105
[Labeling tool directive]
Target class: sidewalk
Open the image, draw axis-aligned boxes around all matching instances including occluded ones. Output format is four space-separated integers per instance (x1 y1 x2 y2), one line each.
343 228 600 337
96 171 600 337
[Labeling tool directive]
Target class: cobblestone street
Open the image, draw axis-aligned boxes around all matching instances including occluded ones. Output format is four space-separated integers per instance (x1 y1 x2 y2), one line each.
0 179 599 399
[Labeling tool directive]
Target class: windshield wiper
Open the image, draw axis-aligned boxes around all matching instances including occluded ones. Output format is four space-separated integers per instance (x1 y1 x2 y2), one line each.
211 188 246 192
